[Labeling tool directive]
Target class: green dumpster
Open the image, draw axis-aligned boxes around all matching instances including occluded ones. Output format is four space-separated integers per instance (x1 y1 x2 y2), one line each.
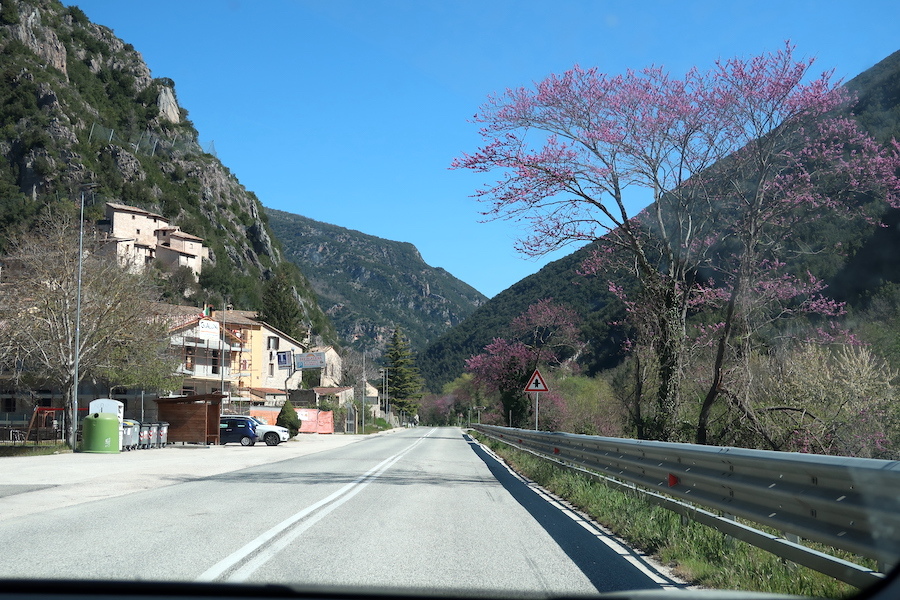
82 412 120 454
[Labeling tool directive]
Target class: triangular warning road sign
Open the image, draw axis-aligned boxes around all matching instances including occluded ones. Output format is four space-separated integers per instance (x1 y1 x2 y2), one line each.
525 369 549 393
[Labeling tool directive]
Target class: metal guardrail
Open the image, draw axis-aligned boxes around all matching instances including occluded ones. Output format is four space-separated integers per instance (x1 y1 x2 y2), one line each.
472 424 900 588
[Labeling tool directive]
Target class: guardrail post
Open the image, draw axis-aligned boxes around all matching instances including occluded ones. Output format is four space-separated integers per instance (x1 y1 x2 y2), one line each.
723 513 736 550
782 533 800 570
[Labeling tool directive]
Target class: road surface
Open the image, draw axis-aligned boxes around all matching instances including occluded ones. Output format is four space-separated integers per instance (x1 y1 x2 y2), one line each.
0 428 682 596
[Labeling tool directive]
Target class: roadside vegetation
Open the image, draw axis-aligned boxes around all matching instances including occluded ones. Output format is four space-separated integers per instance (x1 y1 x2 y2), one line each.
0 442 70 457
361 418 392 435
477 434 865 599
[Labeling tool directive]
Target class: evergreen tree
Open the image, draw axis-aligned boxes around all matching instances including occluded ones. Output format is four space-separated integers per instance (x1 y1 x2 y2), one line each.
260 264 305 341
384 327 424 416
276 398 301 438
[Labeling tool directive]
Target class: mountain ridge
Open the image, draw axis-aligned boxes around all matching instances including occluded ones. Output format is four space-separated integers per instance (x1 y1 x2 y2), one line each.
265 207 487 356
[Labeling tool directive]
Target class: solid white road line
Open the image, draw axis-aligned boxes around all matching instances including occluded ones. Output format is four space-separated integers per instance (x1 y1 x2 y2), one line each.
196 429 435 582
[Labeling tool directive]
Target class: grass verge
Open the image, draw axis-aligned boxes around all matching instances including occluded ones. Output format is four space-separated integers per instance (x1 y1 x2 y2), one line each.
475 433 862 599
361 418 392 434
0 443 71 457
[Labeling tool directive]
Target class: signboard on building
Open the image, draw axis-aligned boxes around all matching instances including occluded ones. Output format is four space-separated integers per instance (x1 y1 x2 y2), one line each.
276 351 292 369
294 351 326 370
195 318 220 339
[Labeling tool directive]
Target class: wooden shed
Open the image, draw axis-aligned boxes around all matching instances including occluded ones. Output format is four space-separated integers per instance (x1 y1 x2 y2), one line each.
155 393 223 444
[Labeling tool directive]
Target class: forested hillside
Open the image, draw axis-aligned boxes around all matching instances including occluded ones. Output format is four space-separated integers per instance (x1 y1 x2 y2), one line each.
418 242 627 392
266 208 486 355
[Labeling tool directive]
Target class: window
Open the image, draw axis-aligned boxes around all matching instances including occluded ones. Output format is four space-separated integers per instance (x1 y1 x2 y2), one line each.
1 397 14 413
269 363 274 377
267 336 279 350
211 350 220 375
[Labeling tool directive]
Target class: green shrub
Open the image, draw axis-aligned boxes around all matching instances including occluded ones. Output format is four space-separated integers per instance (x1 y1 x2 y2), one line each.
0 2 19 25
276 399 300 438
67 6 89 26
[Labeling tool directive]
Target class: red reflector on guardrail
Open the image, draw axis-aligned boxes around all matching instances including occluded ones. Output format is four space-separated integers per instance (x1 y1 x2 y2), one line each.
668 474 679 487
554 448 560 454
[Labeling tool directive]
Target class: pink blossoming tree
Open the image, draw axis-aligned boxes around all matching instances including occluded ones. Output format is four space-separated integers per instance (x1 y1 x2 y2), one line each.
465 299 582 428
454 42 900 442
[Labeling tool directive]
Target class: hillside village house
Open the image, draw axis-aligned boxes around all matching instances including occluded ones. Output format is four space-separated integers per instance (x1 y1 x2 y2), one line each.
99 202 208 278
211 309 309 407
0 303 346 427
167 307 242 398
127 306 340 416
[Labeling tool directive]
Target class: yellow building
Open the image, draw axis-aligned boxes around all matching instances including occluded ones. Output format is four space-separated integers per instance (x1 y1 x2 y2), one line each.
212 310 312 407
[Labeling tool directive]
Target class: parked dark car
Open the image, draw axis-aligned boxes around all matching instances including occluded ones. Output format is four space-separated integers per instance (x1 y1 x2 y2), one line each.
218 417 258 446
221 415 290 446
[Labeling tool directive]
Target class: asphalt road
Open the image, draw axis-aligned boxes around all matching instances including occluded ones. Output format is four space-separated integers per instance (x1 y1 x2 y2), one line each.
0 428 683 596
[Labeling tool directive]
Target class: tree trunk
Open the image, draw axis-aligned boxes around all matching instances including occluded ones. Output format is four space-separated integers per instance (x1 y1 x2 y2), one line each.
633 354 644 440
696 276 740 445
650 285 685 440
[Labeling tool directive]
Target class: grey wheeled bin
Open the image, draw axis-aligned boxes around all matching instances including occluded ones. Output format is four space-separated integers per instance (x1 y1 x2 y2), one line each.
139 422 151 449
157 421 169 447
121 419 139 450
147 422 160 448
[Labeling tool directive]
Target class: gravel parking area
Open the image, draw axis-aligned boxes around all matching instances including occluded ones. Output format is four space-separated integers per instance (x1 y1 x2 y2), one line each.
0 434 365 522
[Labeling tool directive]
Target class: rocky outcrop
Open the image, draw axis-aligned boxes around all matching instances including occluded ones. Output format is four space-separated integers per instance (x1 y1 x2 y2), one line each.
157 86 179 123
12 3 67 76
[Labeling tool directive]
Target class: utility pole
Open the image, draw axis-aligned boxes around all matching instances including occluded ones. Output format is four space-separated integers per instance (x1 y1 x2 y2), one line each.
219 298 226 400
361 351 366 434
70 184 97 449
70 190 86 450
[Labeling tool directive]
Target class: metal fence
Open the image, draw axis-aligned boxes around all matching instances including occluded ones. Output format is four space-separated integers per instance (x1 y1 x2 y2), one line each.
0 412 29 426
87 122 216 159
472 424 900 588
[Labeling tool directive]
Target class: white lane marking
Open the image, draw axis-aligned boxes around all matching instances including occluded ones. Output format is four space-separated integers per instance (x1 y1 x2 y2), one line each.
197 429 435 582
228 441 418 581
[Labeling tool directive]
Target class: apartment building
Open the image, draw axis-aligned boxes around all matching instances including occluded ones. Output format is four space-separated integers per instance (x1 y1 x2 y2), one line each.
211 309 309 407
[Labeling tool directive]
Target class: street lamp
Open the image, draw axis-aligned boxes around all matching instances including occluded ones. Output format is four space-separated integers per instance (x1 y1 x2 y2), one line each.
70 184 96 449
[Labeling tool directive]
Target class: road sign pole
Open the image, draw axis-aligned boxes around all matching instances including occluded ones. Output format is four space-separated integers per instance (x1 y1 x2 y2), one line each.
535 392 539 431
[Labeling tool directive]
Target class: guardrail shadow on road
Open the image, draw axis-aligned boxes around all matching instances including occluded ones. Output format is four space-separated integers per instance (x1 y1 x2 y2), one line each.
463 434 683 593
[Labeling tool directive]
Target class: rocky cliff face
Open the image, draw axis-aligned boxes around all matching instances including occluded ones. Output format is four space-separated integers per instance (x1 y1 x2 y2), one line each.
0 0 334 342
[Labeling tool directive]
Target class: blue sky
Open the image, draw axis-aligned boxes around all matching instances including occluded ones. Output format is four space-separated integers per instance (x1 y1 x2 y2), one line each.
68 1 899 298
